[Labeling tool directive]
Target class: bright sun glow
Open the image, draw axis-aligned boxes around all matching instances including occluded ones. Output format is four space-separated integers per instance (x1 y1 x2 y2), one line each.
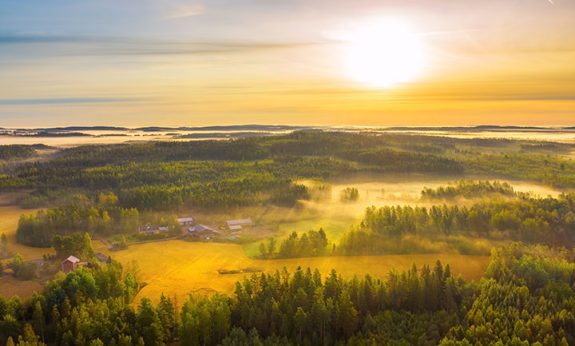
343 19 425 88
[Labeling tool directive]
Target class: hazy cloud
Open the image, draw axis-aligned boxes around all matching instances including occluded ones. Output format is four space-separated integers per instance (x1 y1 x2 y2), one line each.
0 33 80 44
0 33 323 58
0 97 143 106
162 3 206 20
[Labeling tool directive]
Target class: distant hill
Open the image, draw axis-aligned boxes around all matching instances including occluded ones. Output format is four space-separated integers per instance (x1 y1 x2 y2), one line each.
135 124 313 132
36 126 128 132
31 131 92 137
177 131 277 139
384 125 572 132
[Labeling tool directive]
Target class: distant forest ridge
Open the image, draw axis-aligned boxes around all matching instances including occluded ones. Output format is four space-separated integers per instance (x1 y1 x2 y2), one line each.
0 124 574 137
0 125 315 133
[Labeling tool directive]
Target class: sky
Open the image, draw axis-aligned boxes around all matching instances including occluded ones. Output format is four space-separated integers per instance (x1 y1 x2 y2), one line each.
1 0 575 127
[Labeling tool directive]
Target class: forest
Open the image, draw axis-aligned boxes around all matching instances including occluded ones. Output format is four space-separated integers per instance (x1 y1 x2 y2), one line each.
4 131 574 211
0 243 574 345
16 193 142 247
338 193 575 255
0 133 572 217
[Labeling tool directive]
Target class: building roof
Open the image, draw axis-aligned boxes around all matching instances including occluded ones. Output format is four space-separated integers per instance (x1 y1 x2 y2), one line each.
95 253 109 263
226 218 253 226
228 225 242 231
188 224 221 234
63 255 80 264
177 217 194 223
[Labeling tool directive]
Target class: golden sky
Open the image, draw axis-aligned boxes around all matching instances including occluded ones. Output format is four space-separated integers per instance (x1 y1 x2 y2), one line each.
1 0 574 127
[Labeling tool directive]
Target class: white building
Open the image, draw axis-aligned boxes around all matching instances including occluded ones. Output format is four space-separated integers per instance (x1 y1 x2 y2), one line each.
226 218 253 230
177 217 195 226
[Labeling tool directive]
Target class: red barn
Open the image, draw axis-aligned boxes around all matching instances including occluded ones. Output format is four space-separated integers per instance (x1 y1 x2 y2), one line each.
61 255 80 274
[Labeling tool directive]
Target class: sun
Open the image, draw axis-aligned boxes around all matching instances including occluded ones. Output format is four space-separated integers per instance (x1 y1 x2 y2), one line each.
343 19 425 88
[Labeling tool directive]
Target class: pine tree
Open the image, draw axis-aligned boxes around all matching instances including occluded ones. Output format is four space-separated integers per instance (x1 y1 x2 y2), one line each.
0 233 8 257
294 307 307 343
136 298 164 346
83 233 95 258
32 301 45 343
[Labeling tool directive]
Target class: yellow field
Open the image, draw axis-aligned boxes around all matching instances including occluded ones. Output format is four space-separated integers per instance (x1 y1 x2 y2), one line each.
110 240 489 304
0 275 43 299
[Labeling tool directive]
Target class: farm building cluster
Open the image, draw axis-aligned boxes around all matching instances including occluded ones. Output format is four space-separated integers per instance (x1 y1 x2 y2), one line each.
138 217 195 235
187 218 253 240
137 214 254 241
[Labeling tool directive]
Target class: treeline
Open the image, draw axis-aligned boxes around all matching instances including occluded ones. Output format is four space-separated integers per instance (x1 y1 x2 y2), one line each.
16 193 142 247
258 229 329 259
338 148 462 174
221 261 461 345
442 243 575 345
0 145 43 161
465 152 575 188
52 232 95 259
117 174 278 211
421 180 516 200
339 193 575 255
11 158 347 210
3 243 575 345
0 261 142 345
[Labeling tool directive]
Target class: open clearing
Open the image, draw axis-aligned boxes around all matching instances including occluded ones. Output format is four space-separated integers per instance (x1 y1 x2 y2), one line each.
0 275 43 299
0 206 54 261
110 240 489 304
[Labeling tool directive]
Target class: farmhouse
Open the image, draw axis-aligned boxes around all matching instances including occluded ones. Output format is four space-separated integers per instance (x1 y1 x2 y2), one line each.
177 217 195 226
61 255 80 274
226 218 253 231
188 224 221 240
140 224 170 234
